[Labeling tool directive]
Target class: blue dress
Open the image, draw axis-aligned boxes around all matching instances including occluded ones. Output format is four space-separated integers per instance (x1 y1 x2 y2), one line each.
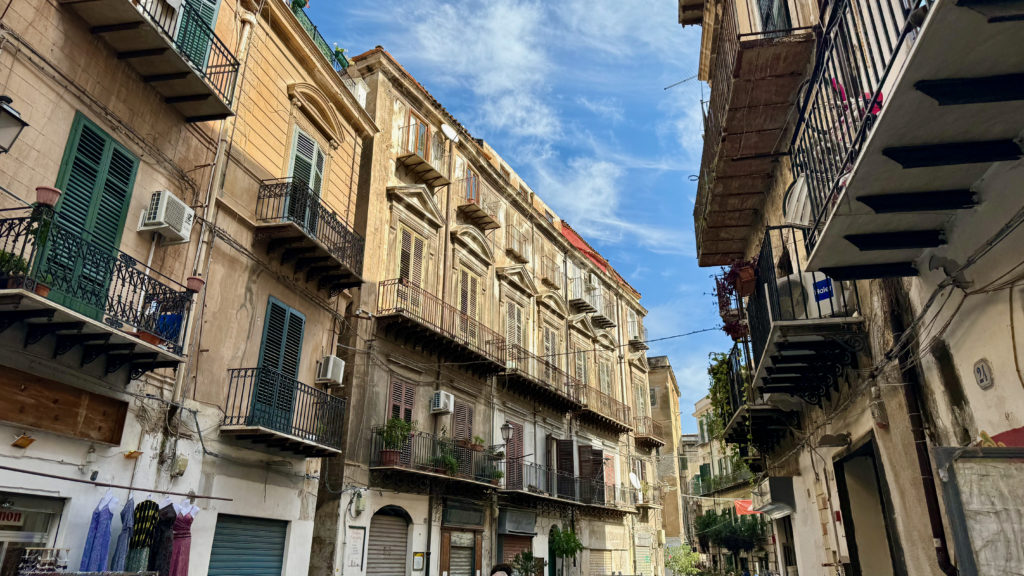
111 497 135 571
79 502 113 572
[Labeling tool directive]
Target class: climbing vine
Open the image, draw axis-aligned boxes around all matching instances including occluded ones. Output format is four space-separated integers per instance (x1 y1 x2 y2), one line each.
706 351 732 441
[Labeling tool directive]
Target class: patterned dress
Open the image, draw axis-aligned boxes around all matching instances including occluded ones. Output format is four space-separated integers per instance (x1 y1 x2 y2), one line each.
126 499 160 572
168 513 194 576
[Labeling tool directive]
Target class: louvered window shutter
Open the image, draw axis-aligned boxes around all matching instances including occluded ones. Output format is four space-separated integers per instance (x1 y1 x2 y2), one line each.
578 445 590 479
506 302 522 347
454 401 472 440
411 236 424 286
556 439 575 498
389 380 415 423
399 229 412 281
575 347 587 385
258 298 305 381
291 129 324 196
177 0 217 69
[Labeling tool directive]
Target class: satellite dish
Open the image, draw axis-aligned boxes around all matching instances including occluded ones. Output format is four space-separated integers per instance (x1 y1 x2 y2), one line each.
629 472 642 490
440 123 459 143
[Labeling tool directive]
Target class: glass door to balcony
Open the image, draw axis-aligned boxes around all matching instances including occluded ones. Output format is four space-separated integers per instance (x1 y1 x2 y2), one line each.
177 0 219 71
255 298 304 433
47 114 137 321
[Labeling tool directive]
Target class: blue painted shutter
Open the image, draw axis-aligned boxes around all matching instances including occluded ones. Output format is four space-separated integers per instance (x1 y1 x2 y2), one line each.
208 515 287 576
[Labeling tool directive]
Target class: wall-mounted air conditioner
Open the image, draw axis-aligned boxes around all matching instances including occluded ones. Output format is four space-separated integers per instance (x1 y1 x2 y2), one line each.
774 272 850 321
138 190 194 244
315 355 345 386
430 390 454 414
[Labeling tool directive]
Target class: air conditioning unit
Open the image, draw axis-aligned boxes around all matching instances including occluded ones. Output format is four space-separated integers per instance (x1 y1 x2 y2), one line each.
430 390 454 414
138 190 194 244
774 272 850 321
315 355 345 386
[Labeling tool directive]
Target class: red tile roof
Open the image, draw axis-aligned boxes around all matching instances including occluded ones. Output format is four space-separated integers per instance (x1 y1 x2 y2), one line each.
560 222 641 299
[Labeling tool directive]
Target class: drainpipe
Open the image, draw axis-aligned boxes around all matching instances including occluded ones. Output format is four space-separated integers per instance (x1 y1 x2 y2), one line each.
882 279 957 576
172 8 258 404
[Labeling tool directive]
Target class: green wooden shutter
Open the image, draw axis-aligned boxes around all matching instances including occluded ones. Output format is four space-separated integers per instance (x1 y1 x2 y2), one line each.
255 297 304 432
208 515 286 576
290 129 323 196
177 0 218 70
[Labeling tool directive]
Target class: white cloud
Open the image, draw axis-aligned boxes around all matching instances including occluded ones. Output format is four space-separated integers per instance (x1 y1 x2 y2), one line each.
576 96 624 123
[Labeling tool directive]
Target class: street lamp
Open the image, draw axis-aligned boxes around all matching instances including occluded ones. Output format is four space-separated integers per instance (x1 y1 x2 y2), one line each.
0 96 28 154
500 421 513 445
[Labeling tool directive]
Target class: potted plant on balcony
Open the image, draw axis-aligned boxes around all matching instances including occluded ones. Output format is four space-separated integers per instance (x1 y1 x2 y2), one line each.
31 272 52 298
430 452 458 476
490 468 504 486
379 417 412 467
0 250 29 289
726 260 757 297
723 319 748 341
471 435 486 452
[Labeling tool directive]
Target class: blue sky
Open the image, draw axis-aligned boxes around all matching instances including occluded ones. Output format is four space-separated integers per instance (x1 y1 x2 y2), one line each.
308 0 734 433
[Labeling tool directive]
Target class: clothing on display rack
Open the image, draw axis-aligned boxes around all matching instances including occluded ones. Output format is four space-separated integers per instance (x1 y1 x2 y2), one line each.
110 496 134 572
78 492 116 572
167 510 193 576
126 498 160 572
147 504 176 576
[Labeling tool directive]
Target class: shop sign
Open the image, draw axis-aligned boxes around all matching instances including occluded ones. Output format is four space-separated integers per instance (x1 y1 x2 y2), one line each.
0 510 24 527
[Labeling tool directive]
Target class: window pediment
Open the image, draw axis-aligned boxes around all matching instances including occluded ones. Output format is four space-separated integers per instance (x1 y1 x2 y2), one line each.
630 352 650 373
497 265 538 296
387 185 445 230
288 83 343 148
538 292 568 318
596 332 617 351
451 225 493 265
569 313 597 339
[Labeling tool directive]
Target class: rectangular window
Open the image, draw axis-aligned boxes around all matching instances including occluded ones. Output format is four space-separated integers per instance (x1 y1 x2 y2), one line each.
398 226 425 285
649 386 657 407
506 301 524 347
574 345 588 386
598 359 612 394
388 379 415 423
407 111 430 160
453 399 474 440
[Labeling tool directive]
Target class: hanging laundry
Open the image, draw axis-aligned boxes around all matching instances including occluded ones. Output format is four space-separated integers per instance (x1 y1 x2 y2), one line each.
126 498 160 571
110 496 135 571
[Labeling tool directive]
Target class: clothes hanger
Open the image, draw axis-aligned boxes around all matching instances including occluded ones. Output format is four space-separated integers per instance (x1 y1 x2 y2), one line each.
189 505 200 517
107 496 119 513
98 489 113 509
160 496 173 509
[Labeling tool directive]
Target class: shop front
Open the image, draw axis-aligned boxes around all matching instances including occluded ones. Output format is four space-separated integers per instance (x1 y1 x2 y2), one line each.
497 509 536 565
0 493 64 576
440 500 485 576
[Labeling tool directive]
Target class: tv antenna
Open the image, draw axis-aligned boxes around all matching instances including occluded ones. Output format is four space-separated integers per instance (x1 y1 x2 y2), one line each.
664 73 699 91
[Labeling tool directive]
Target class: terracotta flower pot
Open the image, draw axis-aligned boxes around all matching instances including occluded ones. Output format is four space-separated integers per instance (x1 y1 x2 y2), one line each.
33 282 50 298
186 276 206 292
35 186 62 207
137 331 164 346
379 449 400 467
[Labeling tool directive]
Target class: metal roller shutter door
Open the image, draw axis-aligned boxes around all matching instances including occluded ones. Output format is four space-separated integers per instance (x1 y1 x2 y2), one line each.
501 535 532 564
590 550 612 575
449 545 474 576
208 515 287 576
366 515 409 575
636 545 653 576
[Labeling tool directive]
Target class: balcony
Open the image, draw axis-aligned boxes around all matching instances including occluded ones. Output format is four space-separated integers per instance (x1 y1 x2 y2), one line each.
634 416 666 449
58 0 238 121
747 226 864 406
693 0 815 266
0 206 194 378
369 427 505 488
290 2 349 72
591 294 616 329
454 177 500 231
377 279 506 374
395 124 450 187
255 178 364 296
637 484 662 509
792 0 1024 279
628 319 649 351
690 467 754 496
579 386 632 434
568 276 598 313
221 366 346 457
506 226 531 263
540 256 561 290
721 345 795 450
501 344 584 412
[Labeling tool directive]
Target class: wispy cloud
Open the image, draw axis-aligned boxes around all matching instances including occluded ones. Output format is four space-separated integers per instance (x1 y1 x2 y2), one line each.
576 96 624 123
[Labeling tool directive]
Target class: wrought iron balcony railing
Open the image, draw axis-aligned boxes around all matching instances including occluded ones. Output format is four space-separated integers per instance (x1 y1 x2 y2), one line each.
540 255 561 289
0 206 194 354
791 0 919 252
395 124 450 186
722 345 752 426
504 343 582 404
136 0 239 106
377 278 506 366
568 276 599 312
255 178 364 277
580 385 631 428
453 176 500 230
691 467 754 496
747 226 861 370
634 416 665 443
289 2 348 71
506 225 531 262
224 366 346 452
369 427 506 485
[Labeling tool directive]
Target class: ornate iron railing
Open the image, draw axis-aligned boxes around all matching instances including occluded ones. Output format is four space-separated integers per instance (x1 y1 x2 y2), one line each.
255 178 364 276
377 279 506 366
634 416 665 442
503 343 582 404
395 124 450 178
540 255 561 289
224 366 346 450
505 225 531 261
581 385 631 427
0 206 194 353
691 467 753 496
369 427 506 484
791 0 919 252
136 0 239 106
289 2 348 71
453 176 499 223
747 226 861 369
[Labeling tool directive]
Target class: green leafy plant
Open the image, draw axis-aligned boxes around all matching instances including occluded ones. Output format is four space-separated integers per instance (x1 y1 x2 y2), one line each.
382 417 412 450
664 545 701 576
706 352 733 441
473 435 486 446
549 526 584 560
430 452 458 475
491 468 504 480
0 250 28 276
511 550 542 576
